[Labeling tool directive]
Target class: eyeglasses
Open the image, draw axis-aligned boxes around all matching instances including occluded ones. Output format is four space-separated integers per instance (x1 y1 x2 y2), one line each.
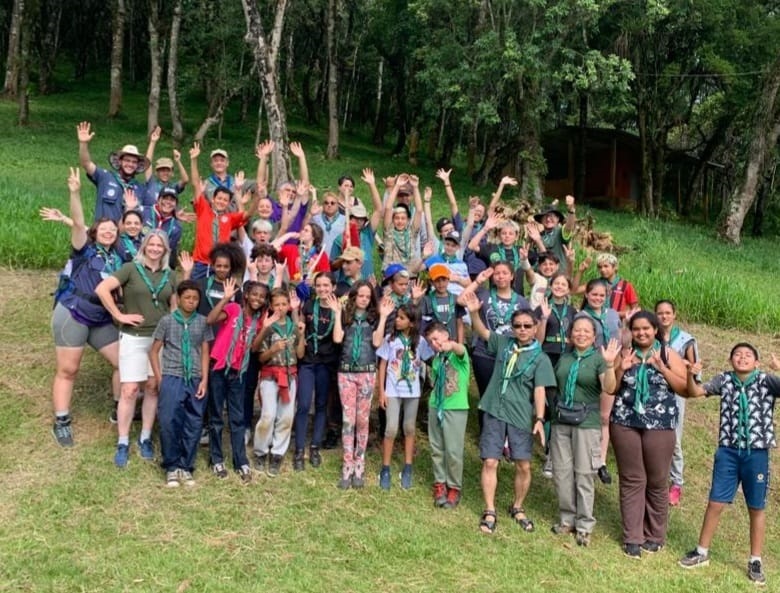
512 323 535 329
323 201 337 205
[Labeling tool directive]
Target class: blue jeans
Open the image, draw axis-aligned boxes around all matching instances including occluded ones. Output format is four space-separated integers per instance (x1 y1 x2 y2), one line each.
191 261 211 280
157 375 206 472
208 367 249 469
294 363 334 451
243 354 260 431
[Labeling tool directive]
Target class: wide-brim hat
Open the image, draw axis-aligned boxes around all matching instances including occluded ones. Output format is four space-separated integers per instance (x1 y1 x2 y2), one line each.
155 157 174 170
332 246 365 270
350 203 368 219
533 205 565 223
109 145 150 173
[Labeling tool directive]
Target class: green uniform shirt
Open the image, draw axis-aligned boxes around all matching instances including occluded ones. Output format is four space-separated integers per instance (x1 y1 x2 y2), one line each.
112 262 176 337
479 334 556 429
428 348 471 411
553 351 607 429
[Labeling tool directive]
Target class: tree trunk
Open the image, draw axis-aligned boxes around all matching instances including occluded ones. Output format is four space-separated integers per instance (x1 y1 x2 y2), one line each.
167 0 184 145
146 0 162 134
637 107 654 216
720 55 780 244
37 0 62 95
242 0 292 186
372 57 385 145
16 4 31 125
574 92 587 200
325 0 340 159
3 0 24 97
108 0 126 118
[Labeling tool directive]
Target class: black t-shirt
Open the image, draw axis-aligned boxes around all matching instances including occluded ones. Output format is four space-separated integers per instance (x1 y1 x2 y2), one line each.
300 298 340 364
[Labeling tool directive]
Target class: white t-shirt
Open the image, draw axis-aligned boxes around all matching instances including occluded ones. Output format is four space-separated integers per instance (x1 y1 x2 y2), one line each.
377 335 434 398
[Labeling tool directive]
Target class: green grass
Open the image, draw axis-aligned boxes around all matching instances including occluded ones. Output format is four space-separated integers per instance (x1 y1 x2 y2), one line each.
1 270 778 592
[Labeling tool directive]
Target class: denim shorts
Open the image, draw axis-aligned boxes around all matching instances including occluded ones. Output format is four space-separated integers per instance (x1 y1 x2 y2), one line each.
708 446 770 510
480 412 533 461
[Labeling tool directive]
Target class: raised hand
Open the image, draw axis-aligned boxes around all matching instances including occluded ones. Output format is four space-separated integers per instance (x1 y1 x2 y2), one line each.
579 255 592 273
288 289 301 312
621 348 637 371
222 277 238 301
383 176 396 189
410 279 426 301
422 240 435 258
67 166 81 192
525 222 541 242
499 176 518 187
325 293 341 312
563 244 576 264
124 188 138 211
238 189 251 207
150 126 162 142
409 174 420 188
76 121 94 143
263 309 282 329
178 251 194 273
539 298 551 320
601 338 621 366
176 209 197 223
173 149 182 162
361 168 376 186
468 196 481 209
484 212 502 231
424 186 433 202
395 173 410 186
255 140 275 158
457 290 481 313
234 170 246 191
189 142 201 160
309 200 322 217
475 267 494 285
435 168 451 183
378 296 395 317
289 141 304 158
39 207 67 222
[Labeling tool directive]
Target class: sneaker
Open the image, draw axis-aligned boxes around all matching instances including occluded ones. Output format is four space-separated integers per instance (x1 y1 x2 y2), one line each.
178 469 196 487
212 463 228 479
267 455 282 477
433 482 448 507
309 447 322 468
400 465 413 489
238 464 253 484
52 418 74 448
598 465 613 485
623 543 642 560
351 475 365 489
443 487 461 509
254 454 268 472
337 478 351 490
669 484 682 506
576 531 591 547
679 549 710 569
137 438 155 461
379 467 391 490
551 523 575 535
542 456 553 479
166 470 180 488
199 428 209 446
642 541 664 554
748 559 766 585
114 443 130 468
293 450 305 472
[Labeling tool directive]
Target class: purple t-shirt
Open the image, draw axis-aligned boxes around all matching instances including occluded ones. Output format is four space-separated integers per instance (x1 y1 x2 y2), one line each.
271 198 309 244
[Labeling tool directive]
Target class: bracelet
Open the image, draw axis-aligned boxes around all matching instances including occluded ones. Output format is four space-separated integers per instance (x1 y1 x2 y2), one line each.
535 417 545 424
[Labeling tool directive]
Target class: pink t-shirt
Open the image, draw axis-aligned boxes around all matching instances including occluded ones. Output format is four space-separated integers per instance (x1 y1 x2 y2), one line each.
210 302 261 371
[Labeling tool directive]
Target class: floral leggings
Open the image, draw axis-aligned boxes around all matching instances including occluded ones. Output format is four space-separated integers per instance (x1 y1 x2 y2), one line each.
337 371 375 480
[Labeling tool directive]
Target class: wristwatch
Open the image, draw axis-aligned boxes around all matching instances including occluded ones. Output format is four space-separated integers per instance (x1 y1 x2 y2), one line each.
535 417 545 424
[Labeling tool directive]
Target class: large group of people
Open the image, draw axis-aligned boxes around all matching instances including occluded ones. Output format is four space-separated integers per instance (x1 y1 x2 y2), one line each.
44 123 778 586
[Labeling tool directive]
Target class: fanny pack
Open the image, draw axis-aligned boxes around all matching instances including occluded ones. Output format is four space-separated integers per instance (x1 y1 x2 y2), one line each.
554 401 598 426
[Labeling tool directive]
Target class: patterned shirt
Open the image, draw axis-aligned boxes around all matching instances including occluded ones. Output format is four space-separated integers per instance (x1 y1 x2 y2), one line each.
703 372 780 449
611 362 678 430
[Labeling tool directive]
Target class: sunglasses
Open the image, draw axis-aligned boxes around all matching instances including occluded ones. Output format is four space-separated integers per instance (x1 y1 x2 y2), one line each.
512 323 535 329
323 201 338 205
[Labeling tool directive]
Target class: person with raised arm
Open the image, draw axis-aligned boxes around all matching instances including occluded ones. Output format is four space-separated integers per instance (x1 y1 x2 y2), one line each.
142 126 189 206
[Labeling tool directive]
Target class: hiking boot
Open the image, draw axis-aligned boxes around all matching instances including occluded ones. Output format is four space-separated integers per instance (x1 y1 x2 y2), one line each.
669 484 682 506
379 467 391 490
433 482 448 507
254 454 268 472
137 438 155 461
443 487 461 509
52 417 74 448
542 456 553 479
309 447 322 468
623 543 642 560
293 450 305 472
748 559 766 585
178 469 196 487
598 465 612 485
351 475 365 489
166 470 180 488
679 549 710 569
642 541 664 554
212 463 228 479
400 465 413 489
114 443 130 468
238 464 253 484
576 531 591 547
551 523 575 535
337 477 351 490
267 455 283 477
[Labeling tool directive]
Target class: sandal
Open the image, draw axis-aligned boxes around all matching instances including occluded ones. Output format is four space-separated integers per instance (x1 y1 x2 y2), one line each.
479 510 497 534
508 506 535 532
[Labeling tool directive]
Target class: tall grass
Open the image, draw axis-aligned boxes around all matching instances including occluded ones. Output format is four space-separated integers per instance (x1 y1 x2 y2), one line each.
2 88 779 330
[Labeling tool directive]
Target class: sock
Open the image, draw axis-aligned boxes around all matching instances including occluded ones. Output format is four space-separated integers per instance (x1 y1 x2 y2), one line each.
118 436 130 446
696 546 708 556
750 555 761 563
382 465 390 472
140 429 152 442
55 411 70 421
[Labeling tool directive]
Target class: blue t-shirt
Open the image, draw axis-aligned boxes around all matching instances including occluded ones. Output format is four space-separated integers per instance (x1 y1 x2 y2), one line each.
88 166 143 223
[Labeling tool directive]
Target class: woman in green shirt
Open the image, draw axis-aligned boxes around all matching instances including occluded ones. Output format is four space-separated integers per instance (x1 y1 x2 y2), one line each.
550 316 620 546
